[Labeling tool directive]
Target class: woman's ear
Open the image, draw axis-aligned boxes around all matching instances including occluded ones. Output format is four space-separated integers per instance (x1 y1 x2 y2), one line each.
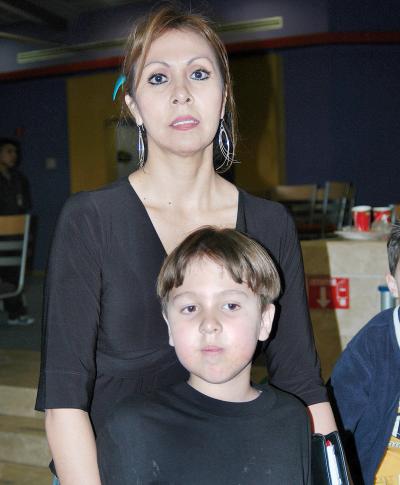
125 94 143 126
162 312 175 347
258 304 275 342
386 272 399 298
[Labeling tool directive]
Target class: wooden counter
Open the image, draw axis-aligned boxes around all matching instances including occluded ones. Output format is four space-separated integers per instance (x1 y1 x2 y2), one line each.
300 239 390 380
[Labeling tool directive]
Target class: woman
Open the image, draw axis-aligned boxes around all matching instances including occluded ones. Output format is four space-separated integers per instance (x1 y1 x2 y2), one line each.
36 5 336 484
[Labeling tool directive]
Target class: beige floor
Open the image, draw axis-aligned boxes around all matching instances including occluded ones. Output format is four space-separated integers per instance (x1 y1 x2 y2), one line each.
0 462 51 485
0 349 40 388
0 349 52 484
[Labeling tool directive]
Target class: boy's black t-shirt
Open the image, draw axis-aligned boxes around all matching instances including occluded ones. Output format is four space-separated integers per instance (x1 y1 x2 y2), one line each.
97 382 311 485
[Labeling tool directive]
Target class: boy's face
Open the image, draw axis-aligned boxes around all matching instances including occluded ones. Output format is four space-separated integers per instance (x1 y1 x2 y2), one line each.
164 257 275 398
386 262 400 298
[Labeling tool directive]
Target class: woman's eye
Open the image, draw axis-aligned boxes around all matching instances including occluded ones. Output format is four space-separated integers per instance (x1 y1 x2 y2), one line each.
190 69 210 81
182 305 197 314
148 73 168 85
223 303 240 311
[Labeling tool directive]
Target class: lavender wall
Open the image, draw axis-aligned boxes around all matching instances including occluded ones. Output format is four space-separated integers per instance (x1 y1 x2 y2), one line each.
328 0 400 31
0 0 329 74
0 0 399 271
0 78 70 269
282 43 400 206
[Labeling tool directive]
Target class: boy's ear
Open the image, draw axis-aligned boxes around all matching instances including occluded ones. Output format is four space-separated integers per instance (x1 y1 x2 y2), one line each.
125 94 143 126
162 312 175 347
258 304 275 342
386 272 399 298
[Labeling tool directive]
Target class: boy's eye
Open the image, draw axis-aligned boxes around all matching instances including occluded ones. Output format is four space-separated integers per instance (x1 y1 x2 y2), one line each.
182 305 197 314
148 73 168 85
190 69 210 81
223 303 240 311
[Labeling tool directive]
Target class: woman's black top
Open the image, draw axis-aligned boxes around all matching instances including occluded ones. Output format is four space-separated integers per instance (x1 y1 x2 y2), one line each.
36 178 326 433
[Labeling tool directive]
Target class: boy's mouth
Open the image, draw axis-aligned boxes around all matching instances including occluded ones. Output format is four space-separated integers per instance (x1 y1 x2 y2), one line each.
201 346 223 353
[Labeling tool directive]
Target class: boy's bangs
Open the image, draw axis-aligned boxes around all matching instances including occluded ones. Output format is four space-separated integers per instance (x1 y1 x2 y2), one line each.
157 227 281 310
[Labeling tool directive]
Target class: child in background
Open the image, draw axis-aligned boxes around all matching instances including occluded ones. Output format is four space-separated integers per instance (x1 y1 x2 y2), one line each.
97 227 311 484
0 137 33 326
330 222 400 485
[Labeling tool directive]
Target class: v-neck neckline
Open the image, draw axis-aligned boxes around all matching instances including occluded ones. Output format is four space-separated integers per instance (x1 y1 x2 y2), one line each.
123 177 245 256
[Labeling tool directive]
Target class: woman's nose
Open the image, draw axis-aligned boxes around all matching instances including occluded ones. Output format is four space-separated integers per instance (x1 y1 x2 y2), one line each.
171 82 192 105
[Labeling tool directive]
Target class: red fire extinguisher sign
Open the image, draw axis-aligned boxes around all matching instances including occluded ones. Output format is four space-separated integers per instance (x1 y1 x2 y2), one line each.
307 276 349 309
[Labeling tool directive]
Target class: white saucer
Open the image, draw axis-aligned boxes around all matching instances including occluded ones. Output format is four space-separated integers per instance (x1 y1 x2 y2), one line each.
335 226 389 240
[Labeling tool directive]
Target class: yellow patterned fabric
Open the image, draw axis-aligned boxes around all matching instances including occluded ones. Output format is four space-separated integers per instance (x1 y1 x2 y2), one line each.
375 402 400 484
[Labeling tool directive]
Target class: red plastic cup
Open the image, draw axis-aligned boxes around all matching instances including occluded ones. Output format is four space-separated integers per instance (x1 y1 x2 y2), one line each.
373 207 391 224
352 205 371 231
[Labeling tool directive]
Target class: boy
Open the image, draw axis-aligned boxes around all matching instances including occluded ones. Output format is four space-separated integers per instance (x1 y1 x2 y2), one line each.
97 227 311 484
330 222 400 485
0 137 33 325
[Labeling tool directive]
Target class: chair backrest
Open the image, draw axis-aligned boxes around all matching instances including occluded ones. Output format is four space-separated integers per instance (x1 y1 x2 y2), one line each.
268 184 317 202
321 181 352 234
268 184 318 224
0 214 31 299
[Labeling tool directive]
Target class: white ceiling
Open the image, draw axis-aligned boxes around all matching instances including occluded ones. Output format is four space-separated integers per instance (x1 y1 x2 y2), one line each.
0 0 144 27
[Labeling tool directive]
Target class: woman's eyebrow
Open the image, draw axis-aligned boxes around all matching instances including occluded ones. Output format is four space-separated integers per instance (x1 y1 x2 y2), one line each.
143 60 170 69
187 56 214 65
143 56 214 69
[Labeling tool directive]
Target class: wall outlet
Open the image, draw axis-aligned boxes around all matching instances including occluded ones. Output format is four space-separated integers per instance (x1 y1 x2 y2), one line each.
45 157 57 169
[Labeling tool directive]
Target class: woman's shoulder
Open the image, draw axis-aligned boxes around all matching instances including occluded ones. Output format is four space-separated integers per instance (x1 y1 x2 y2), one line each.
68 178 130 206
239 188 294 241
60 178 134 219
239 188 289 221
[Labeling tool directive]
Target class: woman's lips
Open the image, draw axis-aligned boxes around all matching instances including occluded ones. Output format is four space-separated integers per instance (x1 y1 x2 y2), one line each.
170 116 199 130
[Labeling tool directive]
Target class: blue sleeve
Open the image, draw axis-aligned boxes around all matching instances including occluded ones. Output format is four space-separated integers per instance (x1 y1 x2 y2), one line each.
330 343 371 433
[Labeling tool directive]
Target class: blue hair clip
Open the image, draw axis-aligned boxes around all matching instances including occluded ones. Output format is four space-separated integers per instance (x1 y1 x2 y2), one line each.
113 74 126 101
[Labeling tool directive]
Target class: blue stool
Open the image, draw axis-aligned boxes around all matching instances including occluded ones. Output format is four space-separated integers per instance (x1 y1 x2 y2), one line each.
378 285 395 310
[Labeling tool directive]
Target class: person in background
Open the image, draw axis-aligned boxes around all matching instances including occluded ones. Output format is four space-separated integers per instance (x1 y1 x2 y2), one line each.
36 5 336 484
97 227 311 485
0 137 34 326
329 222 400 485
0 138 31 215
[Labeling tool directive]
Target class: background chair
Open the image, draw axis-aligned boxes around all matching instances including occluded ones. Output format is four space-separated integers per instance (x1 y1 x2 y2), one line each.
267 181 354 239
0 215 31 322
319 181 353 237
267 184 318 227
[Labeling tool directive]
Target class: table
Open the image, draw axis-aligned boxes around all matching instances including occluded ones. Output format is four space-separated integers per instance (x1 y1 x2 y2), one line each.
301 239 390 380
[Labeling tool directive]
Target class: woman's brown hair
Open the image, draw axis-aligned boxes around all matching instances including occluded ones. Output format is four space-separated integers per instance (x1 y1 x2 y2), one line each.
157 226 281 313
121 2 237 171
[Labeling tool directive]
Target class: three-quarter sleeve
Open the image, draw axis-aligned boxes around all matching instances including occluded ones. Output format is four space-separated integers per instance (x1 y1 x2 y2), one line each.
264 206 327 404
36 193 103 411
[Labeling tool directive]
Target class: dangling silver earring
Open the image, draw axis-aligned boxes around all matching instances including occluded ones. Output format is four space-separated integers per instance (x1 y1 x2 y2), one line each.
216 118 233 172
137 124 145 168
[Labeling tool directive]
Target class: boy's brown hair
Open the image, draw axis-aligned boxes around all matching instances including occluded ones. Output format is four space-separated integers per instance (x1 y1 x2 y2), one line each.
157 226 281 313
388 221 400 276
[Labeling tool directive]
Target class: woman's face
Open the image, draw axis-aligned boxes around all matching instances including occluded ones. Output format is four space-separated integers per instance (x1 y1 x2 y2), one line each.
125 28 226 160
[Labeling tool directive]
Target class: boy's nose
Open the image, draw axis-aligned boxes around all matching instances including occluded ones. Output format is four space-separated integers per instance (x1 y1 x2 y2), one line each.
199 315 222 334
